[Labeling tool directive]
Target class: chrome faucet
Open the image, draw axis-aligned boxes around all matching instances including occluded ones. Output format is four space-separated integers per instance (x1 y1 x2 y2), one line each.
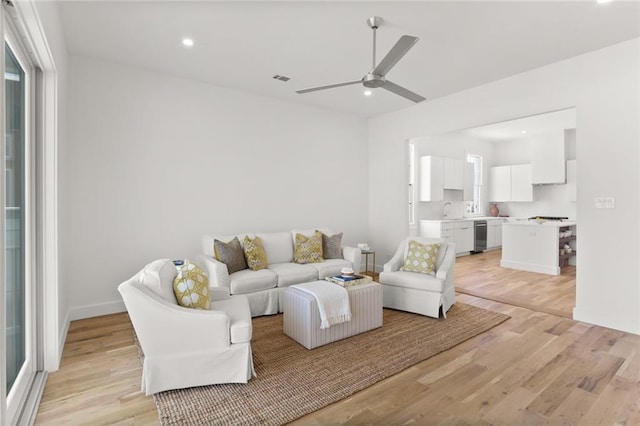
443 202 452 218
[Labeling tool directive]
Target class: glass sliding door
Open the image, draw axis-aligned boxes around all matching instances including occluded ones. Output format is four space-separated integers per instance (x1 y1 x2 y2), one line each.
5 40 26 395
4 33 35 424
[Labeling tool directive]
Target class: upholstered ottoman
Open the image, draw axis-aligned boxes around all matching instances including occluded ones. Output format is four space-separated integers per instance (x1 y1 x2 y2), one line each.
282 281 383 349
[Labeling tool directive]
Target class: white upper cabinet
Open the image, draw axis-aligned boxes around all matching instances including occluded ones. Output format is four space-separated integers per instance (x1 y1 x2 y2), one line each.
511 164 533 201
490 166 511 202
419 156 444 201
443 158 464 190
490 164 533 202
531 130 566 184
566 159 576 202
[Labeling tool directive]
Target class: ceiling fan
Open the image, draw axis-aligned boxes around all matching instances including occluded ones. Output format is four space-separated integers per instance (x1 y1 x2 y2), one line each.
296 16 426 103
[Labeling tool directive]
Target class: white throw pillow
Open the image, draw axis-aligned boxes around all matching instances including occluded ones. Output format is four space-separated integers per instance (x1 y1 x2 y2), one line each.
138 259 178 304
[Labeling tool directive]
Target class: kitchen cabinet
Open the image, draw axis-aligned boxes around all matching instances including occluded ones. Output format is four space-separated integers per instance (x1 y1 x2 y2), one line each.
419 220 453 244
531 130 566 184
489 164 532 202
487 218 504 248
453 220 474 253
444 158 464 190
489 166 511 202
419 156 444 201
501 220 577 275
566 159 576 202
419 220 473 255
511 164 533 201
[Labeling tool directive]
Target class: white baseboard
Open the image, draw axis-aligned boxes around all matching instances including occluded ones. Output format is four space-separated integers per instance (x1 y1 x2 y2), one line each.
500 260 560 276
58 310 70 364
68 300 126 322
573 307 640 335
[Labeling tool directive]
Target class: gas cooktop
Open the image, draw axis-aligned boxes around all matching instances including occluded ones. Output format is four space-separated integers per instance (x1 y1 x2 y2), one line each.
528 216 569 221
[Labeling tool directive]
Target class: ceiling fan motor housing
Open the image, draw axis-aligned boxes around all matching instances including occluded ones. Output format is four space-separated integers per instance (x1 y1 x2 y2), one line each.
363 73 386 88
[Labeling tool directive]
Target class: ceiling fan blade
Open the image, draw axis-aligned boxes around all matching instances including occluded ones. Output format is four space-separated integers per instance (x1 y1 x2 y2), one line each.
296 80 362 94
372 35 419 77
382 80 426 103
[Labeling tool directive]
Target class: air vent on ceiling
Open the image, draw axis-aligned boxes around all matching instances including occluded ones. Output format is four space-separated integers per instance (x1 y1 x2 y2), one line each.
272 75 290 82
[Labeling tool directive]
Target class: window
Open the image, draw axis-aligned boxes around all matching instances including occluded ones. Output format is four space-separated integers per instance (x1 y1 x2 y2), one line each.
466 154 483 214
408 142 416 225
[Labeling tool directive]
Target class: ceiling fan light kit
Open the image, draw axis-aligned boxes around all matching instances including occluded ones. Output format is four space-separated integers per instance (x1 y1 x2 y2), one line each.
296 16 426 103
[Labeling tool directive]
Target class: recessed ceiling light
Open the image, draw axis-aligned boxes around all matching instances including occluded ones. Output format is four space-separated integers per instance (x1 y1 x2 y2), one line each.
596 0 612 3
364 90 373 96
521 130 527 134
182 38 194 47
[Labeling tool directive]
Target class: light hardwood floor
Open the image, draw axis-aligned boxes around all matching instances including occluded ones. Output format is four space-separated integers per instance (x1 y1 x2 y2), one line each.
455 249 576 318
35 252 638 425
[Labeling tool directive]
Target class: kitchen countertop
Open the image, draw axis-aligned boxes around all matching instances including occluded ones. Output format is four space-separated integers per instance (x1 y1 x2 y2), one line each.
419 216 510 223
503 220 577 227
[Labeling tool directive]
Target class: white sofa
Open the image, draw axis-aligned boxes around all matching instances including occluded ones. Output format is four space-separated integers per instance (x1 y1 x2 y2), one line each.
118 259 254 395
199 228 361 317
378 237 456 318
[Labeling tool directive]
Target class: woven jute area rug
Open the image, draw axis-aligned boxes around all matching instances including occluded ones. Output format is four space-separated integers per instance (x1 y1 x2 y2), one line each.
152 303 509 425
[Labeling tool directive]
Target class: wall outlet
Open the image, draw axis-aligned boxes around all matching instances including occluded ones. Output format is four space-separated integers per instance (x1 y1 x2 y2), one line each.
595 197 615 209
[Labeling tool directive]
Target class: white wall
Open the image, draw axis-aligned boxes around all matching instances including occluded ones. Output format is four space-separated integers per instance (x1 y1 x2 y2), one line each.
369 39 640 334
63 56 368 319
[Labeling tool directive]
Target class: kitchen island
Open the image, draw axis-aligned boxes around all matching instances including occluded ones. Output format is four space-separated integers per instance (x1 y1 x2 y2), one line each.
501 220 576 275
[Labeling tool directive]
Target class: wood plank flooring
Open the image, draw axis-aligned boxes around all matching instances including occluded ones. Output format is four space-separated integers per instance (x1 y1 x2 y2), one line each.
36 253 637 425
455 249 575 318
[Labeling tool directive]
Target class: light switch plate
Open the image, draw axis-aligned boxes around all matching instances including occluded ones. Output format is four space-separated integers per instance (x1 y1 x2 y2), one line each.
595 197 615 209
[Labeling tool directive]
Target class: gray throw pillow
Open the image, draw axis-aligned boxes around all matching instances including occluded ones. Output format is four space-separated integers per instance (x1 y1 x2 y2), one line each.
214 237 248 274
320 232 343 259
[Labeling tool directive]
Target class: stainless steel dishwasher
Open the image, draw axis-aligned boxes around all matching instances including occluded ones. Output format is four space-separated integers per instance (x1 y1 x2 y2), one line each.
473 220 487 253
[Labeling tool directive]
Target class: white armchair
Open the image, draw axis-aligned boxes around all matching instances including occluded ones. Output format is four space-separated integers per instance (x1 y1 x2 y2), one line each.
378 237 456 318
118 259 254 395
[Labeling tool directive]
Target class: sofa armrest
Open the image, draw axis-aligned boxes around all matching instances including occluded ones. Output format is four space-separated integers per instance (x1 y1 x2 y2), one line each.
383 241 406 272
198 254 231 296
343 246 362 273
119 280 232 354
436 243 456 284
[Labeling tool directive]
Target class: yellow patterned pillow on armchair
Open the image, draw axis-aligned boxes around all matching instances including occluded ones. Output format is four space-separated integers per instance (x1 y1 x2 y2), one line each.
400 240 440 275
294 231 324 264
173 261 210 309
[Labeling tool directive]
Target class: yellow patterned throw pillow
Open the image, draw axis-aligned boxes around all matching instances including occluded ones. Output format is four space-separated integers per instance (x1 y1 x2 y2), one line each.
243 235 268 270
294 231 324 264
400 240 440 275
173 261 210 309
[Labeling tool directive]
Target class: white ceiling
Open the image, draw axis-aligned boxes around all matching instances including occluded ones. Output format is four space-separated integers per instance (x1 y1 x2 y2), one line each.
463 108 577 142
57 1 640 118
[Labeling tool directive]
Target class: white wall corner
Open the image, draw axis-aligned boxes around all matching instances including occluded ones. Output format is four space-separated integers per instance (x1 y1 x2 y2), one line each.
55 310 70 370
68 300 126 322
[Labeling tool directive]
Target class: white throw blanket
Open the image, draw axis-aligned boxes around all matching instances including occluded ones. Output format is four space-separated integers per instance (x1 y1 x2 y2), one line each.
291 281 351 329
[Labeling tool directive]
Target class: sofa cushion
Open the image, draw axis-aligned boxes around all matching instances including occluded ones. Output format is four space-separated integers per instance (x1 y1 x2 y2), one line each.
294 231 324 264
268 262 318 287
402 237 448 271
173 261 210 310
258 232 294 264
307 258 351 279
401 240 440 275
379 270 445 293
291 228 332 243
210 296 252 344
321 231 343 259
229 268 278 295
202 233 253 258
137 259 178 304
243 235 268 271
214 237 248 274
